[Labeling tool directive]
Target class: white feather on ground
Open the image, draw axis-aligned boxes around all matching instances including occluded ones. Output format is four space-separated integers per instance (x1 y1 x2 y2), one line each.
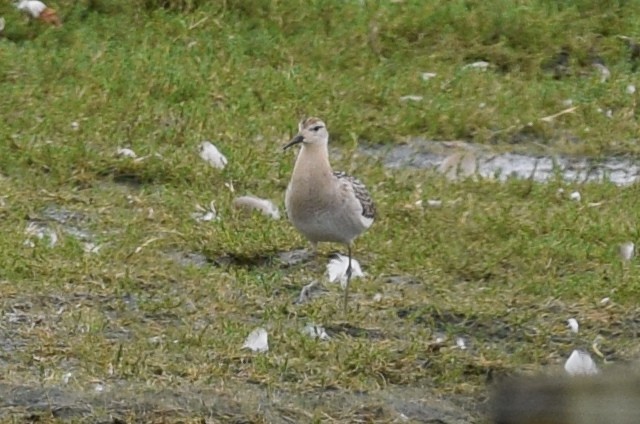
619 241 635 262
564 349 598 376
242 327 268 353
567 318 579 334
16 0 47 18
116 148 137 158
199 141 227 169
327 254 364 289
232 195 280 220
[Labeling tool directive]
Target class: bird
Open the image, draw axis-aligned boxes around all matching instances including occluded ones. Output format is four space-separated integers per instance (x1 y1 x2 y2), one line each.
284 117 375 312
14 1 61 27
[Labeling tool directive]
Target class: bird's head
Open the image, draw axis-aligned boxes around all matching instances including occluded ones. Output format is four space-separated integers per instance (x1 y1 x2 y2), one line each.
283 117 328 150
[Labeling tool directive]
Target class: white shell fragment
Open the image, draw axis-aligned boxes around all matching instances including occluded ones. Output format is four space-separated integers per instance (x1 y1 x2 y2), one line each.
232 195 280 220
569 191 581 202
564 349 598 376
116 148 137 158
421 72 437 81
619 241 635 262
242 327 269 353
464 61 490 70
455 337 467 350
0 17 5 33
70 121 80 130
627 84 636 95
399 95 423 102
199 141 227 169
302 323 330 340
567 318 579 333
327 254 364 289
15 1 47 18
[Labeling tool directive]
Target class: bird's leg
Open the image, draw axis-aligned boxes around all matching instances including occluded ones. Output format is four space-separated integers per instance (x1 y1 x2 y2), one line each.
343 244 352 313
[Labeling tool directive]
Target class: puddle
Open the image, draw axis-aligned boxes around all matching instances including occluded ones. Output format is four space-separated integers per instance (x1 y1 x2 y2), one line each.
361 139 640 185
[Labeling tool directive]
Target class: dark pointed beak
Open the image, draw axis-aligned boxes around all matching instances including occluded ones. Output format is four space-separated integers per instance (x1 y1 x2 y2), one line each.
283 134 304 150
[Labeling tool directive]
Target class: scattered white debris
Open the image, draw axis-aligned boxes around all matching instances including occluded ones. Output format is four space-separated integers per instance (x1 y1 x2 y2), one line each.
399 95 423 102
562 99 574 107
24 222 58 247
619 241 635 262
569 191 581 202
426 199 443 208
455 337 467 350
116 147 137 158
592 63 610 83
627 84 636 95
327 254 364 289
421 72 437 81
191 201 217 222
567 318 579 333
232 195 280 220
478 102 486 109
82 242 100 254
199 141 227 169
302 324 330 340
434 333 447 344
15 0 47 18
464 61 490 70
397 412 410 422
600 297 611 305
148 335 163 344
373 293 383 302
0 17 5 33
94 382 105 393
242 327 269 353
296 280 321 304
564 349 598 376
62 372 72 384
70 121 79 130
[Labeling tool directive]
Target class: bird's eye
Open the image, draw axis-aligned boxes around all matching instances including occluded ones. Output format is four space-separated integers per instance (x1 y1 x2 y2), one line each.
311 125 323 132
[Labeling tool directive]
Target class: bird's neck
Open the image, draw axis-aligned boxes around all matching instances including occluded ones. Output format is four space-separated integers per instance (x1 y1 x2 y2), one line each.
292 143 333 181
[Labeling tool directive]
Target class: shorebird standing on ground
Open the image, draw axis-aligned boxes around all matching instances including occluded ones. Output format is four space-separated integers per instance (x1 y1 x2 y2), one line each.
283 117 375 312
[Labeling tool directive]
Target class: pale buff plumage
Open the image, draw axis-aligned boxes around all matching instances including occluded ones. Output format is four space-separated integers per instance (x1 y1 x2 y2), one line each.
284 117 375 311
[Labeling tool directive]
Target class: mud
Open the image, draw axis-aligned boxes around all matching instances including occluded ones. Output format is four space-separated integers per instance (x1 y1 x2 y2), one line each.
361 139 640 185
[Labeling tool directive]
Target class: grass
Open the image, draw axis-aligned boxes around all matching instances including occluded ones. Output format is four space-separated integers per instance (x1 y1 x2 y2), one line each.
2 1 640 422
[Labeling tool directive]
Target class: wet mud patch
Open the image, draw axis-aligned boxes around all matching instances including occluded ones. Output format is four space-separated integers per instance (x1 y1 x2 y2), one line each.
0 382 476 423
166 248 318 270
24 204 97 251
361 139 640 185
